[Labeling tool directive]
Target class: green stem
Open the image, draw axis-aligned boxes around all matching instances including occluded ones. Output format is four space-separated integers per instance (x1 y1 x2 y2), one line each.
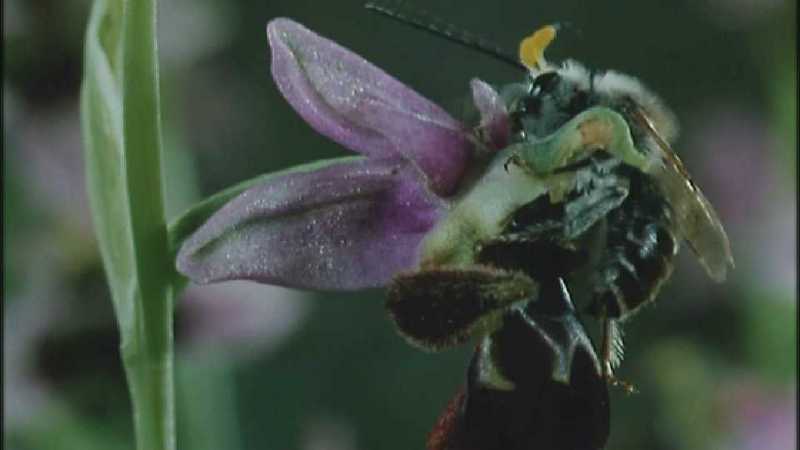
125 348 175 450
81 0 175 447
120 0 175 448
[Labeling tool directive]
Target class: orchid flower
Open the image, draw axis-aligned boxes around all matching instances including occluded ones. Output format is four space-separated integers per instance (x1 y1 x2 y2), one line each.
172 18 610 450
175 18 513 290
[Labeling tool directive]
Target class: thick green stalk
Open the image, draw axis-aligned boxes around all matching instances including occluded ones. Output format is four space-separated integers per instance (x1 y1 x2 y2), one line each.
81 0 175 448
121 0 175 446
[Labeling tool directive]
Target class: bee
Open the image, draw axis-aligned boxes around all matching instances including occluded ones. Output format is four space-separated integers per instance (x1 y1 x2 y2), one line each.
498 24 734 382
368 4 733 393
360 6 734 449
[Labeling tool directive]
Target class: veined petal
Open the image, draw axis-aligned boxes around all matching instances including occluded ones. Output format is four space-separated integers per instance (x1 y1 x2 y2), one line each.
471 78 510 151
267 18 472 195
176 157 444 290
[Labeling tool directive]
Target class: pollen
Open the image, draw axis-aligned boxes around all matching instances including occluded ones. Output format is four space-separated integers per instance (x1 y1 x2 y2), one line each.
519 24 557 71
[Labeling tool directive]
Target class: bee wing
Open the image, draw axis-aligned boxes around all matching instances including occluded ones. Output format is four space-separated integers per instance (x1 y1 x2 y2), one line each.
632 106 734 282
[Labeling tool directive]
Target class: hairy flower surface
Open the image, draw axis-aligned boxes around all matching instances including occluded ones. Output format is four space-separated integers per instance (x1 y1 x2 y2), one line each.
176 18 511 290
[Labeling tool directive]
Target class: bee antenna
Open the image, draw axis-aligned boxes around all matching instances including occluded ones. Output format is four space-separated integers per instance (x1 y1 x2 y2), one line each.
557 21 581 37
365 1 527 71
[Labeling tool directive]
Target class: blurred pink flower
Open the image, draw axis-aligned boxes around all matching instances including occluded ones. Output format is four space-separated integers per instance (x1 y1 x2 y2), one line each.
177 281 310 362
687 107 774 226
713 378 796 450
687 105 795 297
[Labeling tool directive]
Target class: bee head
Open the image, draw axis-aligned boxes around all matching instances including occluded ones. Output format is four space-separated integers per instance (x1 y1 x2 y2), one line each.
507 24 678 146
507 63 595 140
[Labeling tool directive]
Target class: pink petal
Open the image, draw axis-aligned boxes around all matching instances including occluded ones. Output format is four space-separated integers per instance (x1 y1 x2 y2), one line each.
176 157 444 290
267 18 472 195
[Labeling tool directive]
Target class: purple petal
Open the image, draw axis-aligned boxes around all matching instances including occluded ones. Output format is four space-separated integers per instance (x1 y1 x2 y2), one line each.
267 18 472 195
176 157 444 290
470 78 510 150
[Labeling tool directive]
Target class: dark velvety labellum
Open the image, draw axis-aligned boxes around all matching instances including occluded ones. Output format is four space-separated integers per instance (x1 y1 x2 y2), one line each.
386 267 537 351
430 280 609 450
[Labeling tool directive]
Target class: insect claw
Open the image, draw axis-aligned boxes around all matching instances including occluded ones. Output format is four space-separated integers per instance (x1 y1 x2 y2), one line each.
608 375 638 395
504 153 523 173
602 365 637 395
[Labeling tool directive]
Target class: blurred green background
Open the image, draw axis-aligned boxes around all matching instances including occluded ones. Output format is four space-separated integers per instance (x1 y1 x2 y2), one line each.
3 0 796 449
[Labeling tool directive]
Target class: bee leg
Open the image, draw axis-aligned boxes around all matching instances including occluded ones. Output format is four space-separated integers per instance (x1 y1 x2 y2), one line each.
599 317 616 380
503 151 525 173
599 316 637 394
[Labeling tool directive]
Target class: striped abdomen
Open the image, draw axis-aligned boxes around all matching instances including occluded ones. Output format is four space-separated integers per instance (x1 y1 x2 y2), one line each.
591 173 678 318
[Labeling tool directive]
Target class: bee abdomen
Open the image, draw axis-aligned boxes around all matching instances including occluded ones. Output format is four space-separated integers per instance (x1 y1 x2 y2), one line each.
592 211 678 318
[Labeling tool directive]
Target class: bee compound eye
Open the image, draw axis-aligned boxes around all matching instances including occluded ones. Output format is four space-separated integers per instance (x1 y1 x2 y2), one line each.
567 89 590 114
531 71 561 95
522 95 540 111
510 110 525 133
